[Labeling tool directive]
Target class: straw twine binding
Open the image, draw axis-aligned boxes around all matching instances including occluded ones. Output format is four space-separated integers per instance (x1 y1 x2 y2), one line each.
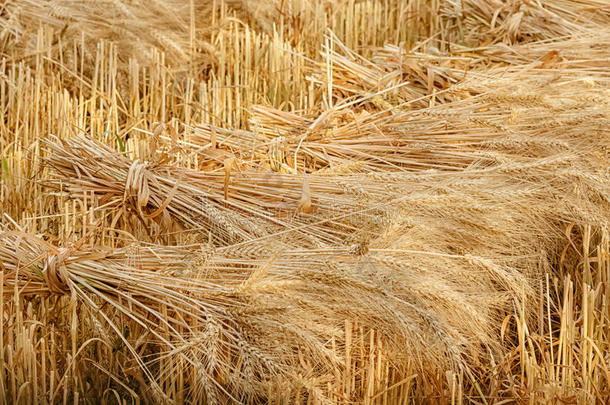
124 159 151 208
123 159 181 219
43 247 72 294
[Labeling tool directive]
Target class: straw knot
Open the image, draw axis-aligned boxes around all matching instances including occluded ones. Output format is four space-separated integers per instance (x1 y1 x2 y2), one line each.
124 159 151 208
44 248 72 294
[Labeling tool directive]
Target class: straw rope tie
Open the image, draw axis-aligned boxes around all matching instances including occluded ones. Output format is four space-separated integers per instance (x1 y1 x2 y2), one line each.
44 248 72 294
124 159 151 208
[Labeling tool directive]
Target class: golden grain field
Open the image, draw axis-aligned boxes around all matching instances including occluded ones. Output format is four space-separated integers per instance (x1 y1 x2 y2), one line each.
1 1 610 403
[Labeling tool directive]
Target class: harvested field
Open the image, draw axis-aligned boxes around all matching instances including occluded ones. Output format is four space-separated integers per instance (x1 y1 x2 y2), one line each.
1 0 610 403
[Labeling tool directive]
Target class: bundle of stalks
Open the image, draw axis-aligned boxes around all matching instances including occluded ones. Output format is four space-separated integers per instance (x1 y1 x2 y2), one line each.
195 36 610 175
0 229 291 402
0 227 495 402
42 134 393 247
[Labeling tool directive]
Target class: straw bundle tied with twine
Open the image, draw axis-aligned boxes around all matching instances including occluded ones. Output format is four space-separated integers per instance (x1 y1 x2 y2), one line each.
42 134 391 247
0 226 476 402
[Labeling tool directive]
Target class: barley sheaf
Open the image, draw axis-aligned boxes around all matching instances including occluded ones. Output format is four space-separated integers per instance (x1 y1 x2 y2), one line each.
1 0 610 404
